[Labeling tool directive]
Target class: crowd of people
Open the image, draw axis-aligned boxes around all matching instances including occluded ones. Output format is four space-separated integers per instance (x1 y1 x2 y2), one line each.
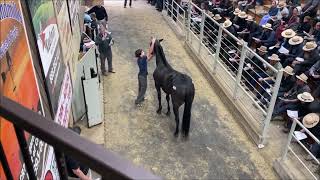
150 0 320 162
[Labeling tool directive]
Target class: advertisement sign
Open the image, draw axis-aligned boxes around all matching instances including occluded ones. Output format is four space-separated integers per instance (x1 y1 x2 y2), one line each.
28 0 66 114
0 0 47 179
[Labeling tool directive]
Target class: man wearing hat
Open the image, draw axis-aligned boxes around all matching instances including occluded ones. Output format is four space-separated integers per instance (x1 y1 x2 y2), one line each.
302 113 320 162
282 93 315 132
255 23 277 48
292 41 319 74
256 66 295 106
272 73 311 117
281 36 304 66
233 11 247 32
309 60 320 98
238 15 259 42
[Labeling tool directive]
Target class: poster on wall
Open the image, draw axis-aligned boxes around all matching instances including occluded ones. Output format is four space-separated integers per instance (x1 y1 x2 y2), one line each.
27 0 66 114
0 0 59 179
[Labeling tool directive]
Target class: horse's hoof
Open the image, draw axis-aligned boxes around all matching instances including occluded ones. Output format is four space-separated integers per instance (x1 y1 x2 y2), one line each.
166 111 171 116
182 133 189 140
156 109 161 114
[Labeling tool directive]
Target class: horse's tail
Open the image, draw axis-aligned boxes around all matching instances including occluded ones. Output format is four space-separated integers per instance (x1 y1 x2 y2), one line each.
182 85 195 136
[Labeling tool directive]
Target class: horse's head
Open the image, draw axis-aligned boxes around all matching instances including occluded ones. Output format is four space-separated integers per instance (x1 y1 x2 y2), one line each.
150 38 163 55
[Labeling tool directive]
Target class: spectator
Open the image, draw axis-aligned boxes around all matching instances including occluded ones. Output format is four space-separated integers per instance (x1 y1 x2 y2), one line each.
95 25 115 75
301 0 320 19
282 92 314 131
282 35 304 66
297 16 312 36
272 73 311 118
277 2 289 21
87 3 108 27
254 23 277 47
303 113 320 162
292 41 319 74
287 8 299 28
65 127 91 180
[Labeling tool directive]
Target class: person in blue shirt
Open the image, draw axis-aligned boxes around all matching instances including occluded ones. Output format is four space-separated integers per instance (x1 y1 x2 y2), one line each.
134 38 156 105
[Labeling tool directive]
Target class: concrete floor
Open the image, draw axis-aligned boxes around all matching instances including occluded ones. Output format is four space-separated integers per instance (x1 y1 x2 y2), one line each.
82 1 279 179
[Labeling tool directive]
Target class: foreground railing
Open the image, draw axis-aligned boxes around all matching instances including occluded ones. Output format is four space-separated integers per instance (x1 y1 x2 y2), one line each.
280 117 320 179
0 96 160 180
163 0 283 147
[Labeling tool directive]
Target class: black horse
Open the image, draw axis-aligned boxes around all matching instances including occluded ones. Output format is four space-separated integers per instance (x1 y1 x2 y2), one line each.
152 39 195 138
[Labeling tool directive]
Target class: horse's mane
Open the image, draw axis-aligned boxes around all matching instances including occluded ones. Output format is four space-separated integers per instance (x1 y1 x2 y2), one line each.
155 40 172 69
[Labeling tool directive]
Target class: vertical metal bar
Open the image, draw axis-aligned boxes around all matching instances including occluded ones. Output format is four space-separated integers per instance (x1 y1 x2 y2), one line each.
281 120 297 161
198 10 205 54
261 69 283 146
54 150 68 180
187 1 191 42
14 126 37 180
213 26 222 74
233 42 247 99
183 10 186 38
171 0 174 18
0 142 14 180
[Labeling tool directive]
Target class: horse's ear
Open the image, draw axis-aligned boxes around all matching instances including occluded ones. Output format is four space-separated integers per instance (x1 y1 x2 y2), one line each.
159 39 164 42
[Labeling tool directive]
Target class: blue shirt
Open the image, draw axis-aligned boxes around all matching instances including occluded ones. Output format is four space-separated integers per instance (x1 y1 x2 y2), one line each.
137 55 148 76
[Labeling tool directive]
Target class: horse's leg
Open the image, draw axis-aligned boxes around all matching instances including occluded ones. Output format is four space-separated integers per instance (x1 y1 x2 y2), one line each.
173 104 179 137
166 94 171 116
155 84 162 114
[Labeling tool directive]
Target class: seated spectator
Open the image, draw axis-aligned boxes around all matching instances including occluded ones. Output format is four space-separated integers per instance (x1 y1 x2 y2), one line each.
65 126 91 180
297 16 312 36
286 7 300 28
305 22 320 46
301 0 320 19
277 2 289 21
282 35 304 66
259 1 279 25
271 28 296 55
309 60 320 97
303 113 320 162
233 11 248 32
238 15 259 41
254 23 277 47
292 41 319 74
257 65 296 107
282 92 315 131
272 73 311 118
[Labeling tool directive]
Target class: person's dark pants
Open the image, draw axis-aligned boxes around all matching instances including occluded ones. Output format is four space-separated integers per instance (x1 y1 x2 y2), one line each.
156 0 163 10
124 0 132 7
310 143 320 158
272 101 298 117
135 75 148 104
100 49 113 73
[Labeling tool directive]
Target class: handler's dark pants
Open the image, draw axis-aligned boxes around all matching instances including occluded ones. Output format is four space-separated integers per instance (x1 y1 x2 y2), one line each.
135 75 147 104
100 48 113 73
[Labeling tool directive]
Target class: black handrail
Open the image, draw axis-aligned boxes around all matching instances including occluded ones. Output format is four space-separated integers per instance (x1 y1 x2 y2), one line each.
0 96 160 180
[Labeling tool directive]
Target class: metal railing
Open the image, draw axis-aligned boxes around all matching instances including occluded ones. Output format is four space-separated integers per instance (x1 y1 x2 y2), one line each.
0 96 160 180
280 117 320 180
162 1 283 147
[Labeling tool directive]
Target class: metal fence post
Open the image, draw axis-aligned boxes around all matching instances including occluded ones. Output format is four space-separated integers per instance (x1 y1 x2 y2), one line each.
260 69 283 146
213 25 222 74
183 10 187 38
281 120 297 161
233 41 247 99
187 1 191 43
171 0 174 18
198 10 205 54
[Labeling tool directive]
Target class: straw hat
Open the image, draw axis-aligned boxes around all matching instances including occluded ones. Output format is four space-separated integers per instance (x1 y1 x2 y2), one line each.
288 36 303 45
278 2 287 8
238 11 247 19
268 54 280 61
281 29 296 39
298 92 314 103
208 11 214 17
303 41 317 51
303 113 319 128
213 14 222 20
223 19 232 28
257 46 267 53
233 8 240 15
245 15 254 22
262 23 273 30
282 66 294 75
296 73 308 83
